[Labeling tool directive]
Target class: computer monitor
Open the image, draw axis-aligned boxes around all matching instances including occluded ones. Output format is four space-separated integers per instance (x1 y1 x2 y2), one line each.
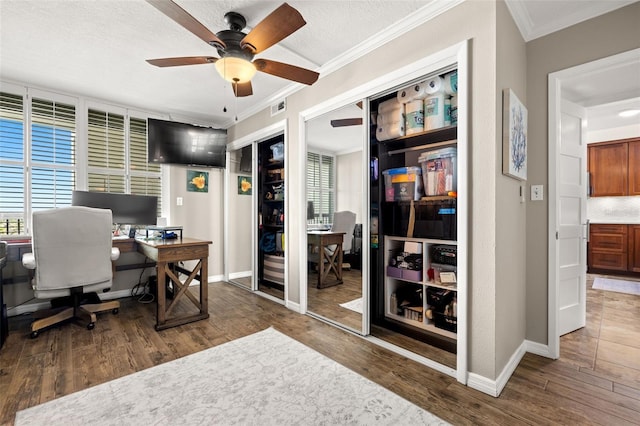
71 191 158 226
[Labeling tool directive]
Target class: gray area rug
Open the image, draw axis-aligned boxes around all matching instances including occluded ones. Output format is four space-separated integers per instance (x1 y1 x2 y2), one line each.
339 297 363 314
16 327 448 425
593 277 640 296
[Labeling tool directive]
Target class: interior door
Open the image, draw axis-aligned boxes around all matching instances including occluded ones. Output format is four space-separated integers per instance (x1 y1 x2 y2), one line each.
557 99 587 336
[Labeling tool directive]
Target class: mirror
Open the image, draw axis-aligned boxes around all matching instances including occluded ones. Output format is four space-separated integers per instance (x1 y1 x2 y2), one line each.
305 102 365 333
227 145 254 291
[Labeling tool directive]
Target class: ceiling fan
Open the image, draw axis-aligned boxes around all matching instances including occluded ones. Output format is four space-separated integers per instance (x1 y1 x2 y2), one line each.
330 102 364 128
145 1 320 97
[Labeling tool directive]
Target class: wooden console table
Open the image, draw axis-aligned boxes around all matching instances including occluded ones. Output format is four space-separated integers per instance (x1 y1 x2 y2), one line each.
308 231 345 289
136 238 211 330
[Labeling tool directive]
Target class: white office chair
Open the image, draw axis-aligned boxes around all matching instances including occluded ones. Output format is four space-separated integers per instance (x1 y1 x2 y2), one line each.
22 206 121 338
327 211 357 256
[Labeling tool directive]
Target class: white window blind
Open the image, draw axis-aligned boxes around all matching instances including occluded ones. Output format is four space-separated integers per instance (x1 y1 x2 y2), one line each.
307 151 335 224
30 97 76 211
129 116 162 213
88 108 125 192
0 92 25 234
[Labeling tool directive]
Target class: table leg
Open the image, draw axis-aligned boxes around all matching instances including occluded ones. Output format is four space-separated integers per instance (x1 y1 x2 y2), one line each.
155 261 167 330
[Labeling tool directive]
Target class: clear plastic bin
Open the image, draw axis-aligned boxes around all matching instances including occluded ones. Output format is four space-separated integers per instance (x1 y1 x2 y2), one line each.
270 142 284 161
382 167 423 201
418 148 456 196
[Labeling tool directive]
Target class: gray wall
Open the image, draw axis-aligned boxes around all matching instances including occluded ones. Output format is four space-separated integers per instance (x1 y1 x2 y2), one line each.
229 0 504 380
525 2 640 345
495 0 527 374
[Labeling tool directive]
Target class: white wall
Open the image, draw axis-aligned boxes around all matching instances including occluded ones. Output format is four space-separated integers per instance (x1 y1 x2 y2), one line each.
336 150 363 223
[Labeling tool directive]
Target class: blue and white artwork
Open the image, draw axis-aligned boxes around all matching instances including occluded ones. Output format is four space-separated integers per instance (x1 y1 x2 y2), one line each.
503 89 527 181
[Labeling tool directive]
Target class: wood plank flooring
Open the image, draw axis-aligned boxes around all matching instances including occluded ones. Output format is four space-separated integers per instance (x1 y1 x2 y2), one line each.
0 279 639 425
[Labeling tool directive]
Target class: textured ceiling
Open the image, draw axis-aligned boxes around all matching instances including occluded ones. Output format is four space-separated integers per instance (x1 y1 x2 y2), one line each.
0 0 637 140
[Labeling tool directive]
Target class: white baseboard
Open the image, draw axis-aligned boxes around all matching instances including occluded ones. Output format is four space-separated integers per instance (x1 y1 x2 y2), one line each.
286 300 301 313
525 339 553 358
467 340 527 397
228 271 252 280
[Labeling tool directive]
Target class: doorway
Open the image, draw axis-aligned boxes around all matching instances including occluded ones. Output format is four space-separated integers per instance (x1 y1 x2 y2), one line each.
548 49 640 358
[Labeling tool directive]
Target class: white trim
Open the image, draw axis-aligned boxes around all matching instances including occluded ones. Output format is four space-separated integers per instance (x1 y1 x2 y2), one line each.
525 340 553 358
367 336 457 378
225 120 287 299
547 48 640 361
298 40 469 383
285 300 302 314
229 270 252 280
467 373 499 398
495 341 527 397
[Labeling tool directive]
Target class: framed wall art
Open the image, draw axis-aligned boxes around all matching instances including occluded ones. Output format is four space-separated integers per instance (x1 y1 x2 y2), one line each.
502 88 528 181
187 170 208 193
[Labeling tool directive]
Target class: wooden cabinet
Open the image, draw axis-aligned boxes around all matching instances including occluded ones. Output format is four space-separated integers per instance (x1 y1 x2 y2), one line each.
628 140 640 196
629 225 640 273
588 138 640 197
588 223 640 275
588 224 627 272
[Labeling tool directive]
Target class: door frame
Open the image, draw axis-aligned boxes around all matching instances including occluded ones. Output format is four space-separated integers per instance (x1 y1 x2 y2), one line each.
225 120 287 300
547 48 639 359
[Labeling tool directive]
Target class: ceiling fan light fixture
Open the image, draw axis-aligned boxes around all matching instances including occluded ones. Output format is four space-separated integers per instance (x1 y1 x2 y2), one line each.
215 57 256 83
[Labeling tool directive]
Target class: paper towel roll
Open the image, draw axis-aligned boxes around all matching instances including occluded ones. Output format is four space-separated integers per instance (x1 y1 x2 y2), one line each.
376 122 405 141
443 70 458 95
404 99 424 135
424 76 445 95
424 93 445 130
396 82 427 103
377 108 404 126
378 98 403 114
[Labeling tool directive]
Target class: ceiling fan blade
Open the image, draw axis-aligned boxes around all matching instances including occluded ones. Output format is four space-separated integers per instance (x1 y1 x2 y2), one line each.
146 56 218 67
331 118 363 128
146 0 226 48
232 81 253 97
240 3 306 54
253 59 319 85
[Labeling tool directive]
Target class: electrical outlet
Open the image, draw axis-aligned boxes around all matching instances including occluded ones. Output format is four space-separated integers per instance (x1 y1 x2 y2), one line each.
531 185 544 201
176 197 183 206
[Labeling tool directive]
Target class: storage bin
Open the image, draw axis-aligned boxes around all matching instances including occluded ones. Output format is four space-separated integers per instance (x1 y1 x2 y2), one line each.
270 142 284 161
263 254 284 284
382 167 423 201
418 148 457 196
433 311 457 332
388 198 457 240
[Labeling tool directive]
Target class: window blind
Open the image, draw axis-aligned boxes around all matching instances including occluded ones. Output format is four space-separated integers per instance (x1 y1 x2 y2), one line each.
88 109 125 192
307 151 335 224
0 92 25 233
31 97 76 210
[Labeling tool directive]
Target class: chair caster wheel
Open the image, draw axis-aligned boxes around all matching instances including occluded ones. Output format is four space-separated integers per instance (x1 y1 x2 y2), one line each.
30 331 39 339
87 322 95 330
112 308 119 314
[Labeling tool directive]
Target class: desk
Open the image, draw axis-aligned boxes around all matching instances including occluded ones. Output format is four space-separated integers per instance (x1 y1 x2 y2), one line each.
308 231 345 289
136 237 211 330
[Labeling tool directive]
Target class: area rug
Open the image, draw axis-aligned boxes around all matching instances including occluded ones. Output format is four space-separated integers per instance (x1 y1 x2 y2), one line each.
340 297 363 314
592 277 640 296
15 327 447 425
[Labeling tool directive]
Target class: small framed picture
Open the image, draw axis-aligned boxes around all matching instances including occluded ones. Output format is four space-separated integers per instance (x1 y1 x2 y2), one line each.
238 176 252 195
187 170 208 193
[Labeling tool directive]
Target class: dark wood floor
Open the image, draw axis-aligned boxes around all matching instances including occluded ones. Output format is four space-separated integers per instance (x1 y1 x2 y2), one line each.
1 279 639 425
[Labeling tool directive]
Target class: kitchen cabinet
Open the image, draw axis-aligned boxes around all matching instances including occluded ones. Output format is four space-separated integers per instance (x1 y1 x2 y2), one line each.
588 224 627 272
588 138 640 197
629 225 640 273
588 223 640 275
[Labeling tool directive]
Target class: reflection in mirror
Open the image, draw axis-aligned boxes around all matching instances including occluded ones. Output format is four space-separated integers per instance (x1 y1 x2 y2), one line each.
227 145 253 290
306 102 364 333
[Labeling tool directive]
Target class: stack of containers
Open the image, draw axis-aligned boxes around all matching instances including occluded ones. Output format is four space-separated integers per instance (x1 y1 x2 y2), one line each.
376 98 405 141
418 147 457 197
423 70 458 130
396 82 427 135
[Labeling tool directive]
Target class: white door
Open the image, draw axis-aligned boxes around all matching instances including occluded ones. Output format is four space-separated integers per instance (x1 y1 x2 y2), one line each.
557 99 587 336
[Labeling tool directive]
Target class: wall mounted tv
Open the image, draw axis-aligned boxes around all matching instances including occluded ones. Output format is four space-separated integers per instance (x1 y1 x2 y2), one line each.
147 118 227 168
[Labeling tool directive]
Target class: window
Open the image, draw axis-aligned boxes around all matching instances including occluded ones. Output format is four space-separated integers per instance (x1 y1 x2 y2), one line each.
0 88 162 236
0 91 76 235
307 151 335 225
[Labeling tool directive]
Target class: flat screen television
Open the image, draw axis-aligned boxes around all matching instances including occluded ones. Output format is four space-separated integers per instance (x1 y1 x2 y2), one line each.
71 191 158 226
239 145 252 173
147 118 227 168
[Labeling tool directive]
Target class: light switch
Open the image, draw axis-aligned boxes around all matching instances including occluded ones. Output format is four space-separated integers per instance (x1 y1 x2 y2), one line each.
531 185 544 201
176 197 183 206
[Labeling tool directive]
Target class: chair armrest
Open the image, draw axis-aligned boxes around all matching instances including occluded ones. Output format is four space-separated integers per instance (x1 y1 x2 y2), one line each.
111 247 120 261
22 252 36 270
